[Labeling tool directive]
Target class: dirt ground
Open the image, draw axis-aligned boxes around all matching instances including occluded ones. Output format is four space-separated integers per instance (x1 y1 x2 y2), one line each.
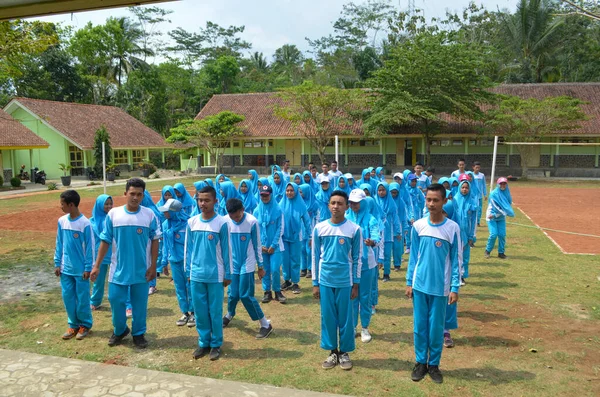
510 186 600 255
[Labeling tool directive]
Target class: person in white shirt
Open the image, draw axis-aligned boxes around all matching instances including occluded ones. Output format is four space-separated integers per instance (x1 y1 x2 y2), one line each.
281 160 291 182
451 159 466 179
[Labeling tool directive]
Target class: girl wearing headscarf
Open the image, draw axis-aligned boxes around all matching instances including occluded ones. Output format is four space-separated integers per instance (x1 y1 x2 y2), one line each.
360 183 374 197
347 190 380 343
173 183 195 216
279 182 311 294
452 180 477 284
255 177 270 201
345 173 356 190
406 174 425 254
374 182 401 282
299 184 318 279
438 177 451 192
389 182 409 272
191 181 207 216
292 172 303 186
315 179 332 222
485 177 514 259
247 169 260 196
90 194 113 310
358 168 377 192
363 196 384 315
334 175 351 195
449 177 460 198
394 172 414 221
142 190 165 296
465 171 481 242
159 199 193 327
302 170 319 195
238 179 258 214
156 185 176 208
218 181 242 216
271 171 286 203
375 167 385 182
254 186 286 303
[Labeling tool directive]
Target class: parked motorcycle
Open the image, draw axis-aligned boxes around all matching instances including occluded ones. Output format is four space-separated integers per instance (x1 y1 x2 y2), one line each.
33 167 46 185
18 165 29 181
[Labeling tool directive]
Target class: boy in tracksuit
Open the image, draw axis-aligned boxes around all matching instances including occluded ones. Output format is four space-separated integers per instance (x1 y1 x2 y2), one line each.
54 190 94 340
91 178 161 349
222 198 273 339
313 191 362 371
186 186 232 361
406 183 461 384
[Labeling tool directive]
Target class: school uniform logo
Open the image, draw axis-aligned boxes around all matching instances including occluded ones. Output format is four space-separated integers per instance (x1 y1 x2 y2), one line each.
175 233 180 239
241 235 247 241
73 233 79 239
339 238 345 245
208 233 215 240
435 240 442 248
137 228 143 235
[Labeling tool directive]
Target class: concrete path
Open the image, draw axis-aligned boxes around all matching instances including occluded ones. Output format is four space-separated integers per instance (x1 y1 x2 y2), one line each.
0 349 345 397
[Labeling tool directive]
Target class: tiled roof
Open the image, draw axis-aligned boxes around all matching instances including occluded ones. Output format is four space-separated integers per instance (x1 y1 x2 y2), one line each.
7 98 168 150
0 109 49 148
196 83 600 137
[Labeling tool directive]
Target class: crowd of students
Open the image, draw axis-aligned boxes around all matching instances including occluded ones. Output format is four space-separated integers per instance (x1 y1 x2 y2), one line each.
53 158 514 384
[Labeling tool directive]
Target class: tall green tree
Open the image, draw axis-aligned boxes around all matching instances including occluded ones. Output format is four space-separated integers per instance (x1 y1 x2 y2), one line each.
486 95 587 178
93 125 112 176
167 111 245 174
128 6 173 60
272 44 304 86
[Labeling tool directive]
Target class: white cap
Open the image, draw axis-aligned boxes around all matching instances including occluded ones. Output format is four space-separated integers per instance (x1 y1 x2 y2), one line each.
344 173 354 180
318 174 331 184
157 198 182 213
394 172 404 180
349 189 366 203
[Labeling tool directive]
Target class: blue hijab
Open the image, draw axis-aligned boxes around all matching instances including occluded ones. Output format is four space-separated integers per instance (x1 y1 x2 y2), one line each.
162 203 190 244
345 173 356 190
156 185 176 207
278 182 308 236
173 183 195 214
374 181 397 219
389 182 408 223
255 177 270 201
142 190 163 221
360 182 374 197
438 177 450 190
218 181 242 215
315 181 332 220
466 171 480 199
375 167 385 182
363 196 384 230
238 179 258 214
443 190 455 218
358 168 377 191
299 183 319 217
271 171 286 203
90 194 112 237
334 175 351 195
247 169 260 196
291 172 303 186
254 191 283 230
449 177 459 198
453 181 477 221
302 170 319 194
489 181 515 217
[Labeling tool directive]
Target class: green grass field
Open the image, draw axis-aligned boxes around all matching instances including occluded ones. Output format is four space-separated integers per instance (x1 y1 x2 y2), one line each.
0 177 599 396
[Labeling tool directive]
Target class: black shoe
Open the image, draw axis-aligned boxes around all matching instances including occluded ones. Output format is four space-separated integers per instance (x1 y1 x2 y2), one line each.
484 250 490 259
256 324 273 339
382 275 391 283
223 316 231 328
393 267 401 272
291 283 301 294
498 253 507 259
274 291 287 304
300 270 307 277
108 326 130 347
193 346 210 360
132 334 148 349
209 347 221 361
262 291 273 303
305 270 312 278
428 365 443 383
411 363 428 382
281 280 292 290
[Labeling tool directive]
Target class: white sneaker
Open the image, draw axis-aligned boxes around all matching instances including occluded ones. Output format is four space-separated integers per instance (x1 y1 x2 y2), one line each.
404 248 410 254
361 328 372 343
126 308 132 318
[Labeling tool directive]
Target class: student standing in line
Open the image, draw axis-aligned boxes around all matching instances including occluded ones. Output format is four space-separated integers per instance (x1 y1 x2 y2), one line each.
90 194 113 311
222 198 273 339
186 186 232 361
451 158 467 179
55 190 94 340
485 177 514 259
471 161 487 226
389 182 409 272
91 178 161 348
313 191 362 370
406 183 461 384
299 183 318 279
173 183 195 216
238 179 258 214
374 182 401 282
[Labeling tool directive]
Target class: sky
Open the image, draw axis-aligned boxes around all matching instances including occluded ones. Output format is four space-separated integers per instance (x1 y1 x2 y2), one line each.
31 0 519 62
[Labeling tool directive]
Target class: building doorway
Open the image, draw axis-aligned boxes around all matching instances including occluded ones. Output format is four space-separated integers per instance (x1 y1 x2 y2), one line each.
404 140 413 166
285 140 302 166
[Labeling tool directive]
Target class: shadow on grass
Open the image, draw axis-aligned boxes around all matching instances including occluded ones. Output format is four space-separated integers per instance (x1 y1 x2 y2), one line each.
466 281 519 289
473 261 509 267
153 334 202 349
471 272 506 279
284 294 317 305
227 347 304 360
376 332 413 344
460 293 507 301
373 307 412 317
147 307 176 317
353 357 414 371
377 289 406 299
445 367 535 385
459 311 509 322
506 255 543 261
453 335 520 348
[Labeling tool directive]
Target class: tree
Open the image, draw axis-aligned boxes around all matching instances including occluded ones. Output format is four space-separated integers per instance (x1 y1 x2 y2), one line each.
128 6 173 61
167 111 245 174
93 125 112 177
486 95 587 178
202 55 240 94
272 44 304 86
273 81 371 164
367 30 497 164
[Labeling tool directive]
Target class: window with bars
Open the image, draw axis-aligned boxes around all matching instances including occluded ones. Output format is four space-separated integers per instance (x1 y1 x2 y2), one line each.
132 149 146 163
69 145 83 168
113 150 128 164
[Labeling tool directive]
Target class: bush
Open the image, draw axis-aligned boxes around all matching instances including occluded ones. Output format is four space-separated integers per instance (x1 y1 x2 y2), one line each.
10 177 21 187
47 182 58 190
139 162 157 174
149 172 161 179
0 175 3 186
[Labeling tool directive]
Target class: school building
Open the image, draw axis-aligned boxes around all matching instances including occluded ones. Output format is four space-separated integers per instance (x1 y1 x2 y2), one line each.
2 98 169 180
183 83 600 177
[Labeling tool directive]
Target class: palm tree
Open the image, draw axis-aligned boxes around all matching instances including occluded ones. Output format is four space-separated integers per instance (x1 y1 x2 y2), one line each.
273 44 304 85
500 0 564 83
249 51 269 72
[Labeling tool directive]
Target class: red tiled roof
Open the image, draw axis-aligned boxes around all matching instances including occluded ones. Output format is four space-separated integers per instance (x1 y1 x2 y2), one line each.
8 98 168 150
196 83 600 137
0 109 49 148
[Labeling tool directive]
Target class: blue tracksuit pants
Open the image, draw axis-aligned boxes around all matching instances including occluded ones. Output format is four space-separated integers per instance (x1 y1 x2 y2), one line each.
412 290 447 366
445 302 458 331
462 244 471 278
405 224 412 250
90 263 108 307
282 240 302 283
301 239 310 271
191 281 224 348
262 251 282 292
171 261 192 314
477 198 483 224
227 273 264 321
320 285 355 353
486 217 506 254
371 247 379 307
382 242 392 276
109 282 148 336
61 274 93 329
353 266 375 329
393 237 403 269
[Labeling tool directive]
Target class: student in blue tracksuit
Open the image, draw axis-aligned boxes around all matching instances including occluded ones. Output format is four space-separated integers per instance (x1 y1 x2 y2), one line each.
55 190 94 340
389 182 409 272
271 171 286 203
485 177 515 259
247 169 260 197
406 183 461 384
451 158 467 180
158 198 194 328
156 185 176 207
222 198 273 339
299 183 318 279
238 179 258 214
302 170 319 195
471 161 487 226
174 183 195 216
185 185 232 361
452 180 477 286
407 174 425 253
91 178 161 349
358 168 377 192
375 182 401 282
218 181 242 216
279 182 312 294
90 194 113 311
142 191 164 297
255 177 269 201
347 189 379 344
414 163 430 193
254 184 287 304
313 190 362 371
315 179 332 222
